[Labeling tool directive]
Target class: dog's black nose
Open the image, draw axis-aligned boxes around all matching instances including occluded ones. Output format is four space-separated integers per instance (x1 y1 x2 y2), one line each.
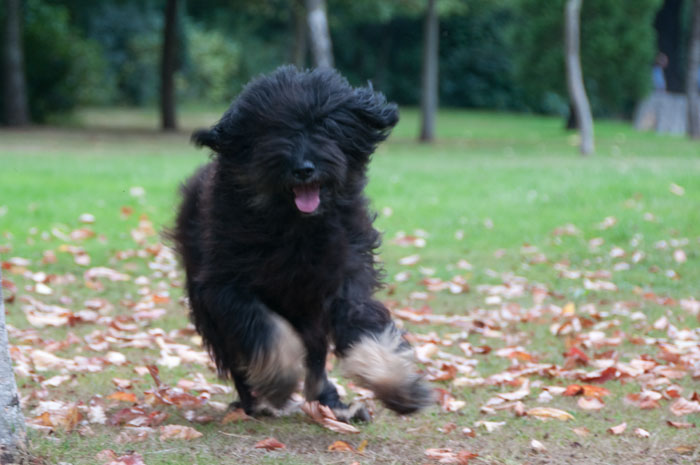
293 160 315 180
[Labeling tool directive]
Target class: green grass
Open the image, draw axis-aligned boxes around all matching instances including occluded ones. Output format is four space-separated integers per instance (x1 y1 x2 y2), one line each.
1 107 699 464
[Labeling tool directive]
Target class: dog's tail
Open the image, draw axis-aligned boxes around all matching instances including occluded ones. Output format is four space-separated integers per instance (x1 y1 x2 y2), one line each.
341 327 434 414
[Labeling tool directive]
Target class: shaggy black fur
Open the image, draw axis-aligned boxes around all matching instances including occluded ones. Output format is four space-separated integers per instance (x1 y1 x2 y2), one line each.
172 66 432 419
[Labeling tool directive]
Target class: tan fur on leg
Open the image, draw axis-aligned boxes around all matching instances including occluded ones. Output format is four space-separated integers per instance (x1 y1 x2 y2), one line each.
246 313 305 407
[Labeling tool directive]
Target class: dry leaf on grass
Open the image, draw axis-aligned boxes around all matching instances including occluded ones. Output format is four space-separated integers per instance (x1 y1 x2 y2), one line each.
634 428 650 438
221 408 251 424
116 427 153 444
41 374 71 388
526 407 574 421
301 401 360 434
328 440 354 452
107 391 138 403
101 451 146 465
87 405 107 425
29 403 82 432
670 398 700 416
577 397 605 411
607 422 627 435
666 420 695 429
563 384 611 398
674 445 696 454
424 448 478 464
96 450 117 462
356 439 368 453
530 439 547 452
254 437 286 451
474 420 505 432
159 424 203 441
112 378 134 389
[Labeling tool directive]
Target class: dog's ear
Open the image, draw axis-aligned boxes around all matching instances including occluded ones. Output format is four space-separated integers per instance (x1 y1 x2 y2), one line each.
191 127 222 152
333 85 399 161
349 86 399 137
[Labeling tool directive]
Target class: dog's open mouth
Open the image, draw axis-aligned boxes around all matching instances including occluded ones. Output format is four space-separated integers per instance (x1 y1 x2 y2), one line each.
292 182 321 213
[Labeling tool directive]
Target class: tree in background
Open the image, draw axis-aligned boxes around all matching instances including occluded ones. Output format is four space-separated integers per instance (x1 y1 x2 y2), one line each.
420 0 438 142
2 0 30 126
565 0 594 155
2 0 678 130
290 0 307 68
687 0 700 138
306 0 333 68
516 0 661 119
0 269 27 464
20 0 108 122
161 0 178 130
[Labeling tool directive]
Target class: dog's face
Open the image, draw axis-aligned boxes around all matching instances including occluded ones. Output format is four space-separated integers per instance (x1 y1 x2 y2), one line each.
192 66 398 215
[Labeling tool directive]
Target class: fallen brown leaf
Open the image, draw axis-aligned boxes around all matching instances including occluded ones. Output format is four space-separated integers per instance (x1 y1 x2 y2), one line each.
107 391 138 403
673 445 695 454
474 420 505 432
670 397 700 416
96 450 117 462
301 401 360 434
530 439 547 452
159 424 203 441
577 397 605 411
424 448 477 464
526 407 574 421
254 437 286 451
221 408 251 424
105 452 146 465
667 420 695 429
607 422 627 435
356 439 368 453
328 440 354 452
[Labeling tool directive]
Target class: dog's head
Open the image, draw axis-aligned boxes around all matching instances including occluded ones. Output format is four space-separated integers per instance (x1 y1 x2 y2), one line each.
192 66 398 215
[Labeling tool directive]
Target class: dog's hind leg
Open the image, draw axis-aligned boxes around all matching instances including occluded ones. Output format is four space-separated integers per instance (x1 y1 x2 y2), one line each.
332 298 434 415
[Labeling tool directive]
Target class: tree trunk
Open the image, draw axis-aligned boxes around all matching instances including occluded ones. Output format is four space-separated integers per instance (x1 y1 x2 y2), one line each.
687 0 700 139
419 0 438 143
0 270 27 464
160 0 178 131
305 0 333 68
564 0 594 156
290 0 308 69
2 0 30 126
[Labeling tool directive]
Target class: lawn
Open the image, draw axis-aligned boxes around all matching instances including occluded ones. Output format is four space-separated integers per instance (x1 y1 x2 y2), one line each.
1 107 699 465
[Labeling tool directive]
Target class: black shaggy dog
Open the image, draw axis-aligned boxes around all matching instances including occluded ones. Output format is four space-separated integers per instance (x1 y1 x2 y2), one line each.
173 66 432 420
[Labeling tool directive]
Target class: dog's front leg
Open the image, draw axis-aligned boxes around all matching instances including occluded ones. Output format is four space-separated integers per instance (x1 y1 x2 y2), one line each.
295 325 370 422
189 284 306 412
331 297 434 415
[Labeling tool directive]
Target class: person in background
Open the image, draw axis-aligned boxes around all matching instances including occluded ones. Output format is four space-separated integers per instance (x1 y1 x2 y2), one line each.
652 52 668 93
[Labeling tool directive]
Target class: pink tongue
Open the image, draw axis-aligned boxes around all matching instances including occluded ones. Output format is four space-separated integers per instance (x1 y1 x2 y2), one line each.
293 184 320 213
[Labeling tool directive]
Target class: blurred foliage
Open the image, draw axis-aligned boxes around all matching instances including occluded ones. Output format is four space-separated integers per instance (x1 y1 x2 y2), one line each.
8 0 672 120
515 0 664 117
85 1 163 105
332 0 519 109
21 0 109 122
179 22 241 103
